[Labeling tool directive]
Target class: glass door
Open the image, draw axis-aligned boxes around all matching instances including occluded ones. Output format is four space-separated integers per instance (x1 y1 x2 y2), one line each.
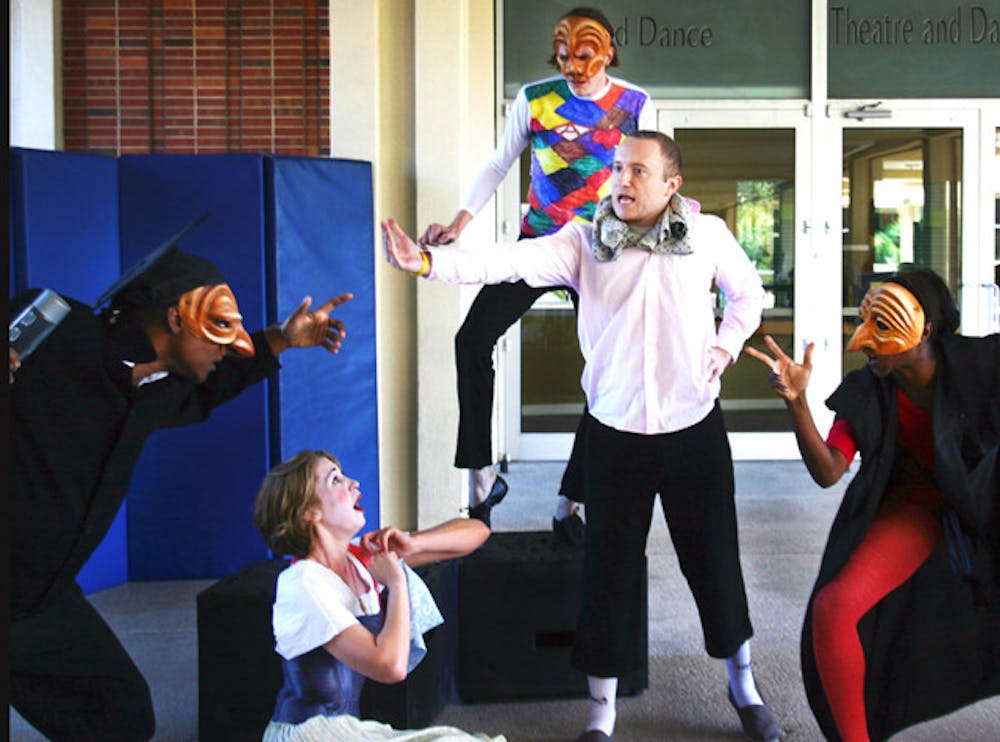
499 102 998 464
827 103 995 382
499 104 812 462
658 105 812 459
839 125 963 375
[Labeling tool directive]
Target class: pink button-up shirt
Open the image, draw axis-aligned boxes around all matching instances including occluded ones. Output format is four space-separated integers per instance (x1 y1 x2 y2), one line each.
430 217 764 435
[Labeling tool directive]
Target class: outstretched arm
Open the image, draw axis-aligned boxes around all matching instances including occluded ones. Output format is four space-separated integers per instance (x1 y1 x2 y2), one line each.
418 87 531 247
744 335 849 487
360 517 490 568
263 292 354 356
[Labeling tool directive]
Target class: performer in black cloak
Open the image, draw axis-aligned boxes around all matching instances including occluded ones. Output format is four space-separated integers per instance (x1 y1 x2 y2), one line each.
10 233 353 740
746 268 1000 741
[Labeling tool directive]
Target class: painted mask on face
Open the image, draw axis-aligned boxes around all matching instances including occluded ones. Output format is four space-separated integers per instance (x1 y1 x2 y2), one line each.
177 284 255 356
847 282 925 355
552 16 612 86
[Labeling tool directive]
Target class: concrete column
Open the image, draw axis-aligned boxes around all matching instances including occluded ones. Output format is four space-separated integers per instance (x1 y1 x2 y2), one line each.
413 0 495 528
330 0 418 529
9 0 58 149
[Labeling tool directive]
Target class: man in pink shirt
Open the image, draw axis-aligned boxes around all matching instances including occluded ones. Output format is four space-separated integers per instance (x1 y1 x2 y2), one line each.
383 132 780 742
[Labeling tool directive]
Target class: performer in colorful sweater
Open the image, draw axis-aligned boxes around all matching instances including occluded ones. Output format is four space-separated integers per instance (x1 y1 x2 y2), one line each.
746 269 1000 741
420 6 649 543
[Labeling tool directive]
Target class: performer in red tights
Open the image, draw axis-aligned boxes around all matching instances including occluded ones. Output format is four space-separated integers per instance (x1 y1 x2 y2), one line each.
746 268 1000 741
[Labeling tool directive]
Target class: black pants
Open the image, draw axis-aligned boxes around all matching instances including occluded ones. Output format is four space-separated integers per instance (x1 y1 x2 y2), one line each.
454 278 586 501
10 583 155 741
571 404 754 678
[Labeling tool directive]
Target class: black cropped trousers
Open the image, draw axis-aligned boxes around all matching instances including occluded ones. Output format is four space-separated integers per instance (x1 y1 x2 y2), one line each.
571 404 754 678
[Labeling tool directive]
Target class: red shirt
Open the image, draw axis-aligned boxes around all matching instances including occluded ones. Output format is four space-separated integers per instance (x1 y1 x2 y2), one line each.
826 387 934 470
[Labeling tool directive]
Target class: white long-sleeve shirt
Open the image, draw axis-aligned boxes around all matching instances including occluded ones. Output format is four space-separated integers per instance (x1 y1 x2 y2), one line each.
429 217 764 435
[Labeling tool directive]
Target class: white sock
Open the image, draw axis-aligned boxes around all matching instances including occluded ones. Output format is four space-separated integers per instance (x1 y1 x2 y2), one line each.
585 675 617 735
554 495 579 520
726 639 764 707
470 466 496 506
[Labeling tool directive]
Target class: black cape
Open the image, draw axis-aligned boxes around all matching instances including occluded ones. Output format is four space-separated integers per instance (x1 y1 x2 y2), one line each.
801 333 1000 741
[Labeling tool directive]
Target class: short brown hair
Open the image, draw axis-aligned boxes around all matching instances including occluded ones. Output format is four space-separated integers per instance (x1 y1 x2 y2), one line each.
252 450 340 558
627 130 683 179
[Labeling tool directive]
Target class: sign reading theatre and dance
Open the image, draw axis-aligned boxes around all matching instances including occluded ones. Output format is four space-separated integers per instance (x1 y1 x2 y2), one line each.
503 0 1000 98
830 5 1000 45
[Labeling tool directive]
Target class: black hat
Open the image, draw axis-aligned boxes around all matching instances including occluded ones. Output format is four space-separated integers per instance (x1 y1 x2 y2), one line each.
96 214 225 310
109 246 225 309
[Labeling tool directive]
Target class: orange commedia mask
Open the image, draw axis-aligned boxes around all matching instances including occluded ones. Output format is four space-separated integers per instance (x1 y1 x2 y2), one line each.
847 283 925 355
552 16 612 86
177 283 255 356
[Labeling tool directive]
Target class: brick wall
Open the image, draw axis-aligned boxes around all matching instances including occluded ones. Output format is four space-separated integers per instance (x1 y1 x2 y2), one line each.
63 0 329 156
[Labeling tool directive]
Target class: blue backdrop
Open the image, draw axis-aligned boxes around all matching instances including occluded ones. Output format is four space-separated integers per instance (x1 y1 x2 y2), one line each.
10 148 379 588
10 148 127 593
268 157 378 491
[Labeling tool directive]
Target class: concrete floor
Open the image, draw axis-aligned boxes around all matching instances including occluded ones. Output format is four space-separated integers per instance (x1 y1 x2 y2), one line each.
10 461 1000 741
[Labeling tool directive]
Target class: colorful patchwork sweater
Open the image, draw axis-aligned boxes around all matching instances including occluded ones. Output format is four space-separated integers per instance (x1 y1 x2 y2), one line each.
462 75 649 237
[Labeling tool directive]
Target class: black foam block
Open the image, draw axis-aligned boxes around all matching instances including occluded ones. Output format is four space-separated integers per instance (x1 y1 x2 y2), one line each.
197 558 287 742
457 531 648 702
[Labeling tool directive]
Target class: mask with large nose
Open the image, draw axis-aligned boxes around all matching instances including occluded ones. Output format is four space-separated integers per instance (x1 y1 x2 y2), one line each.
847 282 925 355
177 283 255 356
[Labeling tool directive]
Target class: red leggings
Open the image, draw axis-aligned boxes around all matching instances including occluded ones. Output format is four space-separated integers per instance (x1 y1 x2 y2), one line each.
811 489 944 742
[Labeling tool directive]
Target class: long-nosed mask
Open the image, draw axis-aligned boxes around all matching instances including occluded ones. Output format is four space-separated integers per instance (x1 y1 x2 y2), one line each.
177 283 255 356
847 282 925 355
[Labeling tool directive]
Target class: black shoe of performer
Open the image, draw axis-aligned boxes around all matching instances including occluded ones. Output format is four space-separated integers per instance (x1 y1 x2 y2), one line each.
469 475 508 528
728 686 782 741
553 512 586 547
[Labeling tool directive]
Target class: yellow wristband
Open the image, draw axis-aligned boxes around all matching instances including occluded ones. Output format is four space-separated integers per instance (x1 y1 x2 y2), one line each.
415 249 431 278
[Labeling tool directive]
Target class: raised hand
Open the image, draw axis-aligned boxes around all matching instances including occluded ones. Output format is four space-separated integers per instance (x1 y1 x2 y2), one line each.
367 550 406 590
361 527 416 559
744 335 814 402
279 293 353 354
381 219 425 273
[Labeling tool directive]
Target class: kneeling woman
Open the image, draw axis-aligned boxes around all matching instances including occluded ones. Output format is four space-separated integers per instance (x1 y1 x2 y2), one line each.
253 449 501 741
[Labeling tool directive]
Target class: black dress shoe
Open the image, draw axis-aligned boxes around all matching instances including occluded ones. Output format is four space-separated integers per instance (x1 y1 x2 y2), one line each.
575 731 611 741
728 687 782 741
553 512 586 546
468 475 508 528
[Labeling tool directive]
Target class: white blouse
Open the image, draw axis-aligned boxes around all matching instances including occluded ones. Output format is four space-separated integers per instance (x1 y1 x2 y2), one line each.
271 555 380 661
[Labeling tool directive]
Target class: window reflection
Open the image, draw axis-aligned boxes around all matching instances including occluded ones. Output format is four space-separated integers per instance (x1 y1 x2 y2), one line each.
677 129 796 433
841 128 962 376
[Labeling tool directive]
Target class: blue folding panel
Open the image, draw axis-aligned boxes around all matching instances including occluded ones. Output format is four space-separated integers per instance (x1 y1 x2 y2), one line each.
9 147 128 594
118 154 272 580
267 156 380 529
11 152 378 583
9 148 121 304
